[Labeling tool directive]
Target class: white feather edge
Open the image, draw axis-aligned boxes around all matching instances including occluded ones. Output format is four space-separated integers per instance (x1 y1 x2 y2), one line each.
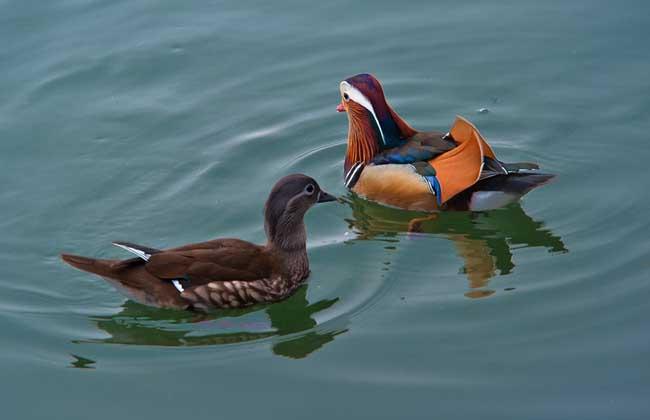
344 162 364 188
112 243 151 261
111 243 186 294
171 280 184 292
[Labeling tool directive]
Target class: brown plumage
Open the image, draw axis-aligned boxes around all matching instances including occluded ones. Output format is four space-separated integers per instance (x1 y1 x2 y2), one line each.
61 174 336 311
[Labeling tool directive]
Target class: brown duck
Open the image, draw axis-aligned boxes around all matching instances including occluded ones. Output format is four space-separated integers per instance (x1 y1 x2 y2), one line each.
61 174 336 311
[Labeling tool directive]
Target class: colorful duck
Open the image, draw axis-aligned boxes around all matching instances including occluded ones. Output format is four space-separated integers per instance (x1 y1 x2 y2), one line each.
337 73 553 212
61 174 336 311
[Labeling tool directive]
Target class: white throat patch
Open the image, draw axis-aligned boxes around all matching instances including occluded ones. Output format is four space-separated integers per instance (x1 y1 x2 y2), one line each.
340 81 386 145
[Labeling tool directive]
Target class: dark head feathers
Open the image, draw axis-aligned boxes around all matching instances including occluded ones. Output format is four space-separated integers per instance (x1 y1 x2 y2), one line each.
264 174 334 243
345 73 383 94
344 74 390 115
343 73 416 148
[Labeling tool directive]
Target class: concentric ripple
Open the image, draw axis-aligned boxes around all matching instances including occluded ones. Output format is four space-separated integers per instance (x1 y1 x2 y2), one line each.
1 1 650 418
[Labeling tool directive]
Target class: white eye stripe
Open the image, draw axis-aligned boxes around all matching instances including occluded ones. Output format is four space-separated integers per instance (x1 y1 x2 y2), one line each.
340 81 386 145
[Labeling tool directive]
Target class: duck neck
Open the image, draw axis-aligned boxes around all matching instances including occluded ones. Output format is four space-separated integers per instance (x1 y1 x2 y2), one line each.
371 95 417 147
344 107 381 174
267 222 306 252
344 103 417 174
265 219 309 283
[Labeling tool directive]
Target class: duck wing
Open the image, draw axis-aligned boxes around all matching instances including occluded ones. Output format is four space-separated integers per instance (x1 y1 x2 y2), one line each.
371 131 456 165
144 239 274 286
370 117 543 205
365 123 483 204
111 238 274 286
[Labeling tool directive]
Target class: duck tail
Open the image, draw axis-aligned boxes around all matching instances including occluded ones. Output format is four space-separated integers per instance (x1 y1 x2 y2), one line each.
505 172 555 195
479 172 556 196
501 161 540 173
61 254 116 277
480 158 542 179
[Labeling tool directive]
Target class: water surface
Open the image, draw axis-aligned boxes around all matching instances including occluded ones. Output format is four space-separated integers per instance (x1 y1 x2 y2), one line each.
1 1 649 419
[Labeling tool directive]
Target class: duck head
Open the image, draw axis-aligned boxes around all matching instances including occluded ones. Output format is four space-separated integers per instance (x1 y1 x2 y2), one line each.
264 174 336 251
337 74 416 173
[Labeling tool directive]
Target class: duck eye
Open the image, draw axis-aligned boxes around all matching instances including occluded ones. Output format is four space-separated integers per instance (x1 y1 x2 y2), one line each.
305 184 315 195
343 93 350 101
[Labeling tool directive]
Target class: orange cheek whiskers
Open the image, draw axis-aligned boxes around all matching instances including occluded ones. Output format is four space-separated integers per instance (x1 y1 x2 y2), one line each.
344 104 380 171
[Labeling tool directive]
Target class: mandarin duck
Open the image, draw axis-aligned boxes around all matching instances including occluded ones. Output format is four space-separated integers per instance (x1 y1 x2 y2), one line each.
337 73 554 212
61 174 336 311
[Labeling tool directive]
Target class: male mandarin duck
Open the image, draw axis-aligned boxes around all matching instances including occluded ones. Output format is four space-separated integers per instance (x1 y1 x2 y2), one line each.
337 73 553 212
61 174 336 311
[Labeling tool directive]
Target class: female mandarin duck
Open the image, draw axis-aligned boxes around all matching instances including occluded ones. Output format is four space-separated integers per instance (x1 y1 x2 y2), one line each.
337 73 553 212
61 174 336 311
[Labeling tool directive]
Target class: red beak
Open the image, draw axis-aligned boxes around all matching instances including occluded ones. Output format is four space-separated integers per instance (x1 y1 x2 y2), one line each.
336 102 345 112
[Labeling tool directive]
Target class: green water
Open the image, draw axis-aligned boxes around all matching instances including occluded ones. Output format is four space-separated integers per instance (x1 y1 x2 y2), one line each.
2 1 649 418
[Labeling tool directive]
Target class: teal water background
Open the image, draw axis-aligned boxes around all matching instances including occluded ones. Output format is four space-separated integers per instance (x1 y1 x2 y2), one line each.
2 1 649 418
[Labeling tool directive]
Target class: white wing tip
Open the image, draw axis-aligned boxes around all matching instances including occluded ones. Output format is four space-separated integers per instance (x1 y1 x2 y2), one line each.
112 242 151 261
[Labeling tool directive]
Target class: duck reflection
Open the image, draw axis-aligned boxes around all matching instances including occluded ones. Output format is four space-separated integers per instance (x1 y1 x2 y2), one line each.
344 194 567 298
76 285 346 360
